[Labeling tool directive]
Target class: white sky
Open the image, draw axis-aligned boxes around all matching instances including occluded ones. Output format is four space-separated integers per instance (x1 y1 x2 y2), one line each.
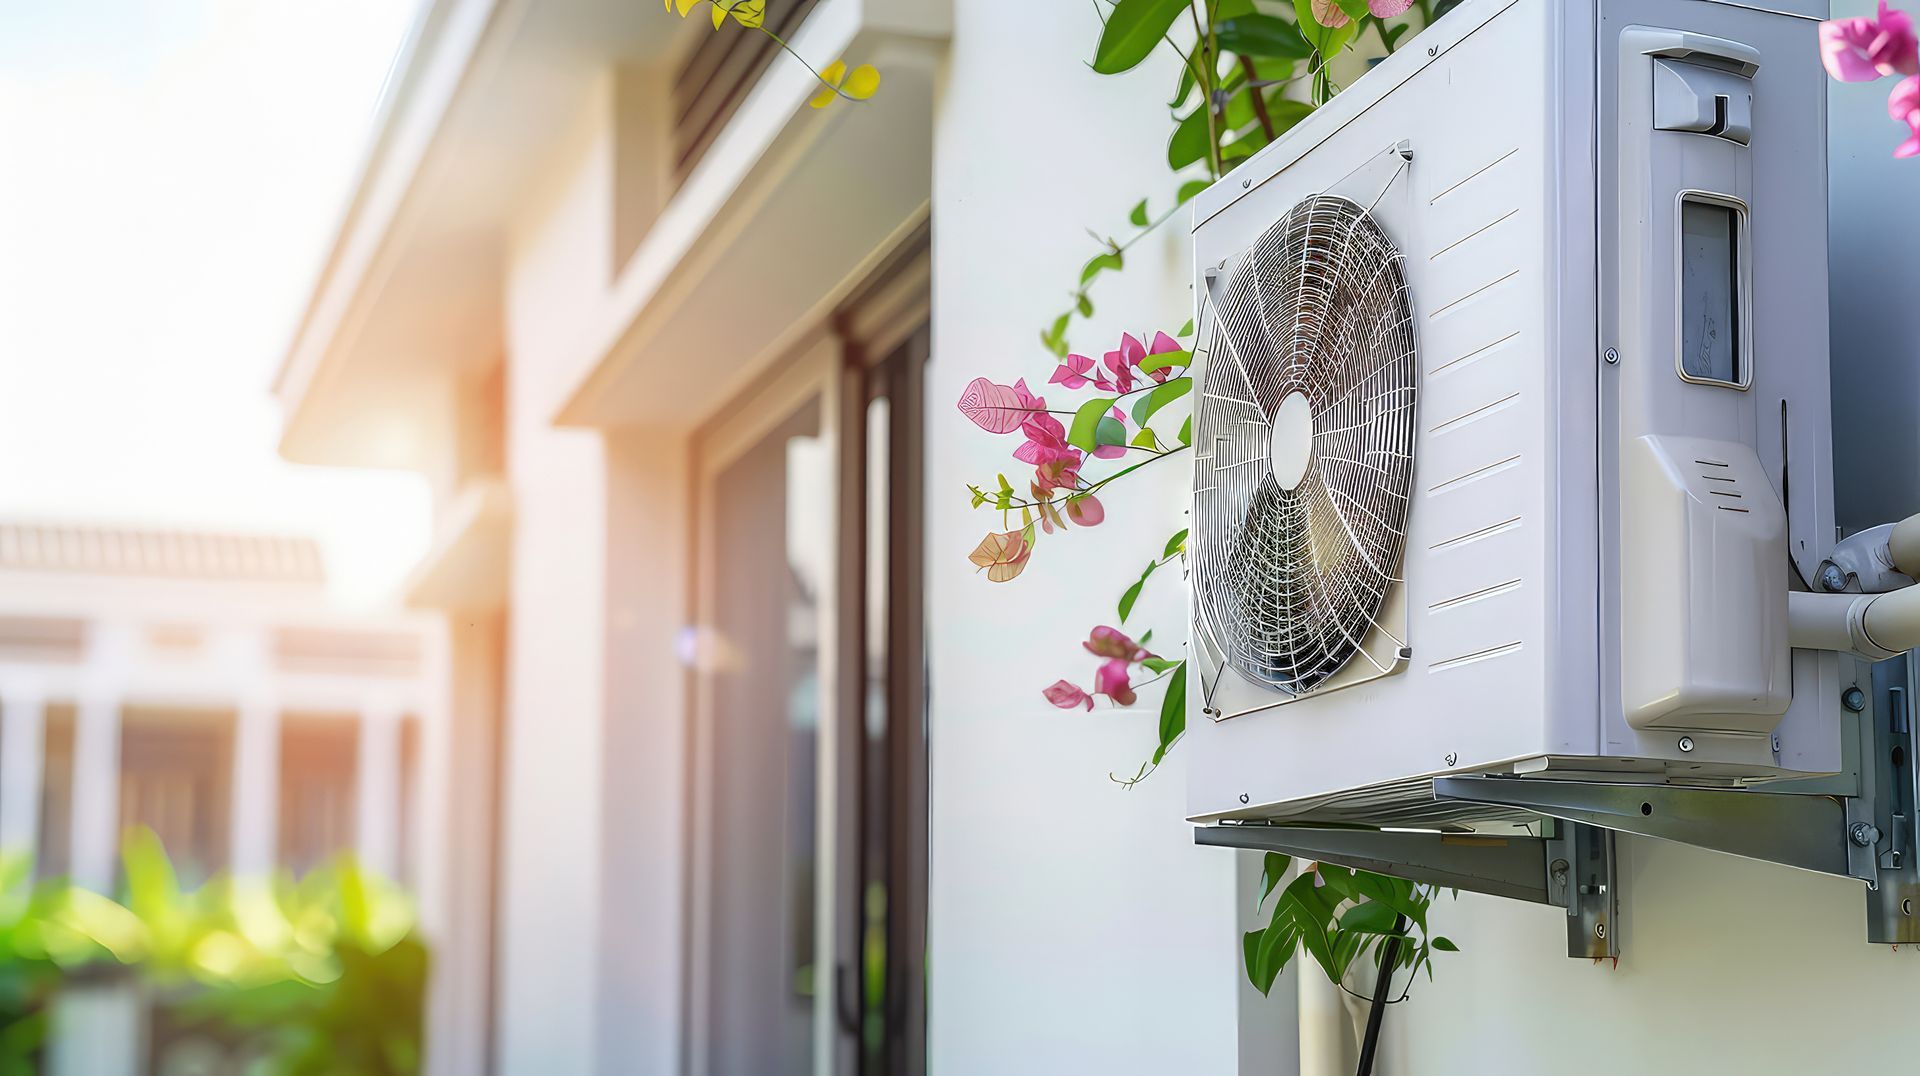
0 0 429 606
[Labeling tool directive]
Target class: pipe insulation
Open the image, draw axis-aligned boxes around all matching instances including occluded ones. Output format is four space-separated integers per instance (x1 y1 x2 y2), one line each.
1789 589 1920 661
1889 513 1920 577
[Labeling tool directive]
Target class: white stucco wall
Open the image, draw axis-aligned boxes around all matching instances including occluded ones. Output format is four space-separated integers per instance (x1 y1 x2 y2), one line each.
496 75 616 1075
928 3 1262 1071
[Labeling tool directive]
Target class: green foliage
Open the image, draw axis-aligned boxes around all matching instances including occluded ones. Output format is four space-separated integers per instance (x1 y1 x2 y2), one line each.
1092 0 1193 74
1242 856 1456 997
0 833 425 1074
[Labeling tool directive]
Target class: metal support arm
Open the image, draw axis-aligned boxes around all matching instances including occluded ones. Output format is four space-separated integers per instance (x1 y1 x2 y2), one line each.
1195 820 1618 959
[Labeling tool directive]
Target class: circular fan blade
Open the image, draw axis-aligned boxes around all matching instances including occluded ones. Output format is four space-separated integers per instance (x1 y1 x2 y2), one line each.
1193 196 1417 695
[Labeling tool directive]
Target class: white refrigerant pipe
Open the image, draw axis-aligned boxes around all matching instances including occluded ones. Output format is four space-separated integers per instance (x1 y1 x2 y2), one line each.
1790 513 1920 660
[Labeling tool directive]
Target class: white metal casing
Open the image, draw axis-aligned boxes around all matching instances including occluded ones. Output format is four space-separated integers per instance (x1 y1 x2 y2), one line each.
1187 0 1838 825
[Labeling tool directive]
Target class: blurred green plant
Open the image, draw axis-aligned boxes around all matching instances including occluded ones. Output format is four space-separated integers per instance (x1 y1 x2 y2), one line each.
0 829 426 1075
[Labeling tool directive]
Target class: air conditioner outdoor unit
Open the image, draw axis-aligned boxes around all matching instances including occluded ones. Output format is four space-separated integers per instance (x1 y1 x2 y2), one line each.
1185 0 1852 829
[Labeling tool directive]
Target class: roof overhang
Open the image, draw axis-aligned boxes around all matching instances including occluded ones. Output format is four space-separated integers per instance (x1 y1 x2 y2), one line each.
550 0 947 430
273 0 692 470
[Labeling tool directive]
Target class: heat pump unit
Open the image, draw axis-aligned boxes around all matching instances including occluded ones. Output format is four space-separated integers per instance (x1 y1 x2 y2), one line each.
1186 0 1841 827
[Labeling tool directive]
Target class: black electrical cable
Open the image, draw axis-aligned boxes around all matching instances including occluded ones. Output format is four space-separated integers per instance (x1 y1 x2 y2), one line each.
1354 915 1408 1076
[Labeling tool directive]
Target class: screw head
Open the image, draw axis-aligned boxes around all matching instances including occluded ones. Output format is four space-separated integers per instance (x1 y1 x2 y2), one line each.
1771 734 1783 754
1444 752 1459 767
1852 822 1880 847
1844 687 1869 713
1239 793 1251 805
1427 45 1438 56
1678 736 1695 753
1595 922 1607 939
1820 563 1849 593
1604 347 1620 365
1241 178 1251 189
1905 898 1914 916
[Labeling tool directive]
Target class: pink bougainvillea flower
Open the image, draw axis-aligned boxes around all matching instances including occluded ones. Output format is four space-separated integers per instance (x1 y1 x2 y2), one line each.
1892 75 1920 157
1084 625 1149 662
1050 354 1110 391
1310 0 1350 27
1094 658 1138 706
967 530 1032 583
1139 331 1184 384
1368 0 1414 15
1064 494 1106 527
1102 334 1143 396
956 377 1043 434
1033 455 1083 495
1014 410 1081 468
1029 484 1064 533
1822 2 1920 82
1043 679 1094 711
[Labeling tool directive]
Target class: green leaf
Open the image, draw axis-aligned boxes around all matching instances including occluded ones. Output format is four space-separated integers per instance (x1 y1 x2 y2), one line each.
1351 872 1428 932
1080 251 1124 286
1168 104 1213 171
1243 929 1281 994
1432 936 1460 952
1092 0 1190 74
1178 415 1193 446
1293 0 1358 56
1140 349 1191 374
1334 0 1370 21
1163 528 1190 558
1131 376 1192 426
1119 579 1145 622
1339 901 1402 935
1076 292 1094 318
1155 661 1187 758
1177 318 1195 337
1217 13 1311 58
1315 864 1355 901
1067 398 1115 453
1170 60 1197 109
1258 852 1292 909
1177 179 1211 205
1095 415 1128 451
1129 199 1151 228
1131 428 1159 449
1141 655 1180 674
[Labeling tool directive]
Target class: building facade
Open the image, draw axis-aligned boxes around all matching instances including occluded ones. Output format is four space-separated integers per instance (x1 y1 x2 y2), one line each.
273 0 1920 1074
0 520 443 1071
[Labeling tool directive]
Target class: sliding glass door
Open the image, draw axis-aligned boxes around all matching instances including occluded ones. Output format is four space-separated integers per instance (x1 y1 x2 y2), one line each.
690 292 927 1076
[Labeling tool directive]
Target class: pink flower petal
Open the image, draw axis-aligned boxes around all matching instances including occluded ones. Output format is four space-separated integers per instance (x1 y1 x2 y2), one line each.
1094 659 1136 706
1043 680 1094 711
1065 494 1106 527
1084 625 1144 661
1148 331 1182 355
1891 75 1920 156
1310 0 1350 27
1368 0 1414 14
957 377 1039 434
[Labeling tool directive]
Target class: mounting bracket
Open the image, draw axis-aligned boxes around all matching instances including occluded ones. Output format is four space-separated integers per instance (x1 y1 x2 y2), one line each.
1196 653 1920 955
1196 817 1619 959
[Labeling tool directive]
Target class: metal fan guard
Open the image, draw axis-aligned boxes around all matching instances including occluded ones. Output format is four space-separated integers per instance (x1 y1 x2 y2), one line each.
1193 195 1418 695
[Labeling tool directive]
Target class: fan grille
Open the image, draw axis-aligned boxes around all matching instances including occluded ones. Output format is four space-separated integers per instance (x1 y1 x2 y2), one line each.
1193 195 1417 694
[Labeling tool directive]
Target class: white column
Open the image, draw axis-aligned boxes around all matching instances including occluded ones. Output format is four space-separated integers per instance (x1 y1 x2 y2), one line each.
69 695 121 892
356 702 401 879
0 688 46 854
47 979 144 1076
229 698 280 877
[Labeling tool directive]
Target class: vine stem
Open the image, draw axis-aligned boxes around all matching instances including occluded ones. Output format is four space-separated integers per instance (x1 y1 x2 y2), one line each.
696 0 868 105
1188 2 1222 178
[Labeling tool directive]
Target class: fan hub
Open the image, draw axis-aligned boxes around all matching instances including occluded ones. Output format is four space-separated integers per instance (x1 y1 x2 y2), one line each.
1269 391 1315 492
